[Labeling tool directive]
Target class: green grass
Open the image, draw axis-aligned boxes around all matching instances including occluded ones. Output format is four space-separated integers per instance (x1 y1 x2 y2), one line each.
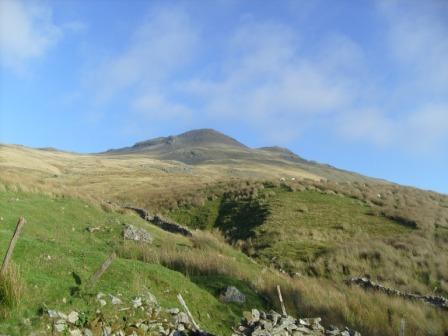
170 187 430 289
0 188 447 336
0 190 267 335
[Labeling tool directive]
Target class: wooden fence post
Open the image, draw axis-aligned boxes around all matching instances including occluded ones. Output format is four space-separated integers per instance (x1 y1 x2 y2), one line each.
399 318 406 336
1 216 26 275
277 285 287 316
89 252 116 285
177 293 201 331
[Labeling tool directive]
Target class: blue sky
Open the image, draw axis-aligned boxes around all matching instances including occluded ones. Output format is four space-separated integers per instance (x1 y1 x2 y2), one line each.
1 0 447 194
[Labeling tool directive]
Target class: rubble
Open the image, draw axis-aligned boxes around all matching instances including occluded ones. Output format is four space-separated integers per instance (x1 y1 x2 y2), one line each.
122 224 153 244
232 309 361 336
46 291 211 335
347 277 448 310
44 292 362 336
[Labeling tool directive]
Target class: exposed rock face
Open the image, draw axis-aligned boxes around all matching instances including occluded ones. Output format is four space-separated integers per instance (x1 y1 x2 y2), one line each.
152 215 193 237
123 206 154 221
124 205 193 237
123 224 153 244
220 286 246 304
347 277 448 310
232 309 361 336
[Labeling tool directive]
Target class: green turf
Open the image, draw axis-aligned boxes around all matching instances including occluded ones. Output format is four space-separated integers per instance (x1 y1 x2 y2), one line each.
0 191 264 335
170 187 414 274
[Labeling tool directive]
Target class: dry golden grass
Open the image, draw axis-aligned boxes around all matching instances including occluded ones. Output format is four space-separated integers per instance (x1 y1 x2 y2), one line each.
119 230 448 335
0 264 24 317
0 144 320 212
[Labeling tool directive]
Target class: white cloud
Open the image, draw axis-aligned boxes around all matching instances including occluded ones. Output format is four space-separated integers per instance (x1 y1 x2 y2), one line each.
85 1 447 153
338 104 448 153
90 6 199 103
378 0 448 91
338 109 395 147
182 22 359 142
132 92 192 121
0 0 62 71
335 1 448 153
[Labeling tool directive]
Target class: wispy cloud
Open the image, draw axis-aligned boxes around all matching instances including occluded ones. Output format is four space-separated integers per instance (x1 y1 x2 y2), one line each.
337 0 448 153
85 1 447 152
182 22 360 142
0 0 62 72
89 6 199 106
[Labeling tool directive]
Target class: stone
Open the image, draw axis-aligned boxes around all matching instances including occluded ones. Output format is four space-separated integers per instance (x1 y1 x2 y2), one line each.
109 294 123 305
177 312 190 325
83 329 93 336
219 286 246 304
123 225 153 244
54 320 66 332
67 311 79 324
251 309 260 323
132 297 142 308
69 329 82 336
48 310 58 318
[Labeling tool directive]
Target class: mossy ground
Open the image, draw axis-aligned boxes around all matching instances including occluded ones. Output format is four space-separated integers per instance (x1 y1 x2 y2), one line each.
0 191 266 335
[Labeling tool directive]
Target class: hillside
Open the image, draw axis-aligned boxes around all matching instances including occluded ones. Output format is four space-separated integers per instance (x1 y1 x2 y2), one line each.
1 188 447 335
103 129 374 183
1 130 448 335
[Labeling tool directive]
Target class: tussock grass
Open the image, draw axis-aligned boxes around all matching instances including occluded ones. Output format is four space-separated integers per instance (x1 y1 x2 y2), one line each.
119 230 448 336
0 264 24 315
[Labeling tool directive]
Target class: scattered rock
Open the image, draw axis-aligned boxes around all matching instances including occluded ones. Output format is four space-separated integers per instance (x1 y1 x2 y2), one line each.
67 311 79 324
233 309 361 336
347 277 448 310
109 294 123 305
220 286 246 304
46 291 212 335
123 224 153 244
86 226 102 233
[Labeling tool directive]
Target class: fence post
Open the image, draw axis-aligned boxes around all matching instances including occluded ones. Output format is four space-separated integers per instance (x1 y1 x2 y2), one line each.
89 252 116 286
399 318 405 336
277 285 287 316
1 216 26 275
177 293 201 331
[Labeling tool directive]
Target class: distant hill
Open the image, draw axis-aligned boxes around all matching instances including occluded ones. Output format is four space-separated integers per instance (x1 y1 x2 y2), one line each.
103 128 377 183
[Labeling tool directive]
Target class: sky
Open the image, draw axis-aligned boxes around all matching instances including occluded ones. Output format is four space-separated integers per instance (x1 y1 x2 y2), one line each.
0 0 447 194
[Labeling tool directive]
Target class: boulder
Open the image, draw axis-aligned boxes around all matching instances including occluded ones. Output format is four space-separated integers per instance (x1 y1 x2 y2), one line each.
219 286 246 304
123 225 153 244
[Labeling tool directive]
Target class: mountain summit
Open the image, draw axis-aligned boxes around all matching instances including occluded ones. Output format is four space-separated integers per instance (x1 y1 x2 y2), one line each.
103 128 369 182
117 129 247 153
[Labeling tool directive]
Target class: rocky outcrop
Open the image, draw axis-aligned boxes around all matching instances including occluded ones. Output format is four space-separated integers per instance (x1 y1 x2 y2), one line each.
152 215 193 237
124 205 193 237
123 206 153 221
347 277 448 310
123 224 153 244
220 286 246 304
232 309 361 336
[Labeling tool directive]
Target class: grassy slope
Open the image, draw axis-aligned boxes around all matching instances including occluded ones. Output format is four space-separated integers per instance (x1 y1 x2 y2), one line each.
0 190 446 335
0 144 321 211
0 190 267 335
170 186 447 296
